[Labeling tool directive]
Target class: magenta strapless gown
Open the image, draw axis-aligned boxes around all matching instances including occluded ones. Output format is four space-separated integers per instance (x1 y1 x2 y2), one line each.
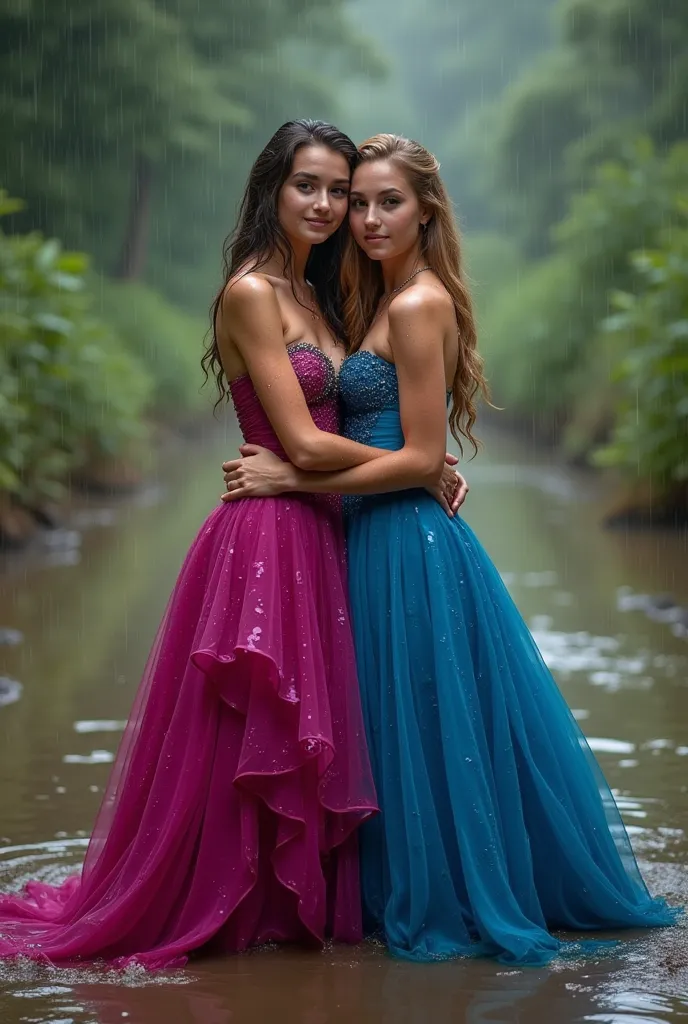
0 343 377 969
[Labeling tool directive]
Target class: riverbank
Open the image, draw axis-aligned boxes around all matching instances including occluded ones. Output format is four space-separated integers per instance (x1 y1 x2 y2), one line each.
479 410 688 530
0 200 212 548
3 415 688 562
0 416 215 554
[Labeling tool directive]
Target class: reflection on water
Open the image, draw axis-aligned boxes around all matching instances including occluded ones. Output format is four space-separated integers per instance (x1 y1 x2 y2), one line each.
0 838 88 893
2 944 688 1024
72 722 126 735
0 427 686 1024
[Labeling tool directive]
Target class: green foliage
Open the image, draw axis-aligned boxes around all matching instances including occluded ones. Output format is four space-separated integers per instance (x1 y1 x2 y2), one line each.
342 0 557 231
541 139 687 376
0 0 247 252
594 200 688 484
0 192 150 503
463 232 523 320
555 141 688 461
556 139 685 277
477 252 581 423
561 0 688 144
476 139 688 489
491 0 688 253
490 51 594 254
93 279 210 421
0 0 381 310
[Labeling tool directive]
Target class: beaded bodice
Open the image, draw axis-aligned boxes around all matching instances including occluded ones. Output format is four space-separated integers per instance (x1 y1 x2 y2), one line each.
228 343 341 514
339 351 405 518
340 350 402 448
228 343 339 457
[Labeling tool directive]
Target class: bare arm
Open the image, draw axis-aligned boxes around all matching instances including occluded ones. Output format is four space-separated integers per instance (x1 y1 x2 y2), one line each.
221 274 390 471
286 288 450 495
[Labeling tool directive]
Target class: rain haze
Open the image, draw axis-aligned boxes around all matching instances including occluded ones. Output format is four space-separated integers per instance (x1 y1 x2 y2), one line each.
0 1 687 1022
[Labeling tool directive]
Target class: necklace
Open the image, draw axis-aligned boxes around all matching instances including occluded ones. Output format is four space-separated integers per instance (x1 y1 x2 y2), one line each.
373 266 432 321
294 280 320 321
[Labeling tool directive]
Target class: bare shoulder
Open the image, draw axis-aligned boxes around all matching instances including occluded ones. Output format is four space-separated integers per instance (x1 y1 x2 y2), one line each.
387 282 452 369
388 280 453 328
221 271 277 317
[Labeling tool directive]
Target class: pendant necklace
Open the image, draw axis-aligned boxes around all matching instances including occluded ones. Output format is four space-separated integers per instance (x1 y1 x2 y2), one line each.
297 280 320 321
373 265 431 321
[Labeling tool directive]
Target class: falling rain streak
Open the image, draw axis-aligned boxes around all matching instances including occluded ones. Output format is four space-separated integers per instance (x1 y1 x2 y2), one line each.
1 0 687 1021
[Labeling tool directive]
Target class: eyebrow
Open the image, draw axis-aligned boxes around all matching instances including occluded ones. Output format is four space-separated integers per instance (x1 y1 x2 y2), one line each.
349 187 404 198
291 171 350 185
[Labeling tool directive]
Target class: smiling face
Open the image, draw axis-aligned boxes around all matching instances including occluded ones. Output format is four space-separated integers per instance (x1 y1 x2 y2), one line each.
348 158 430 261
277 143 351 246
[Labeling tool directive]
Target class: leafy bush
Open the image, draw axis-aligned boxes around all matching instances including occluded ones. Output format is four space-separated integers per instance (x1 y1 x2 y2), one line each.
558 140 688 486
464 232 578 432
476 252 582 427
93 279 210 421
594 206 688 486
0 191 151 503
474 140 688 470
463 232 523 323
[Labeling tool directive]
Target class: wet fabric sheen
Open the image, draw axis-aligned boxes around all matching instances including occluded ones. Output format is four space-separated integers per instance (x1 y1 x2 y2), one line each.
341 349 679 966
0 344 377 969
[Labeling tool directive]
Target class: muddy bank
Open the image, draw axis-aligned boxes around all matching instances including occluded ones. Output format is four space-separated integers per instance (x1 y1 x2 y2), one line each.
0 419 220 554
480 411 688 531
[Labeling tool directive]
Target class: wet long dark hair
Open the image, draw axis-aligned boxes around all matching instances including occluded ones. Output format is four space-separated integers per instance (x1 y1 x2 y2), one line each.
203 119 359 403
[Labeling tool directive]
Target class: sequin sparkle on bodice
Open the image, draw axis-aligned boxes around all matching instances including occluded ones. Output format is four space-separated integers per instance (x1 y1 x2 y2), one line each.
338 351 404 519
339 350 400 447
228 343 340 457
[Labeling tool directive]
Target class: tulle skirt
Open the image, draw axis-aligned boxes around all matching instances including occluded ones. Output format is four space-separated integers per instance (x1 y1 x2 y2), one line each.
0 496 377 968
347 489 679 965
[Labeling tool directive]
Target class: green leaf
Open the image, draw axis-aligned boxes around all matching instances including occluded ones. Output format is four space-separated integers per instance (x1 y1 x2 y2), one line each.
57 252 89 275
667 320 688 341
51 272 84 293
0 194 25 218
22 342 50 362
0 463 20 490
33 312 73 335
34 239 61 272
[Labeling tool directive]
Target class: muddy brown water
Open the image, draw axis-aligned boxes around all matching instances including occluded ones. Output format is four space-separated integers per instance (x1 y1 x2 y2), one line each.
0 425 686 1024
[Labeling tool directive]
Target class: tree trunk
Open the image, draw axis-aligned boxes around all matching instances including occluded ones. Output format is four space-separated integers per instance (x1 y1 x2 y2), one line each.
115 153 154 281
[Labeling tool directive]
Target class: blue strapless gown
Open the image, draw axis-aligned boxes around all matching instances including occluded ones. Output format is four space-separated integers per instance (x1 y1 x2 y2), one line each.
340 350 679 966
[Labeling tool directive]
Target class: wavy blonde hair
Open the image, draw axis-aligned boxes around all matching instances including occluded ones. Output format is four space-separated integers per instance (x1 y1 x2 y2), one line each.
342 134 489 455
